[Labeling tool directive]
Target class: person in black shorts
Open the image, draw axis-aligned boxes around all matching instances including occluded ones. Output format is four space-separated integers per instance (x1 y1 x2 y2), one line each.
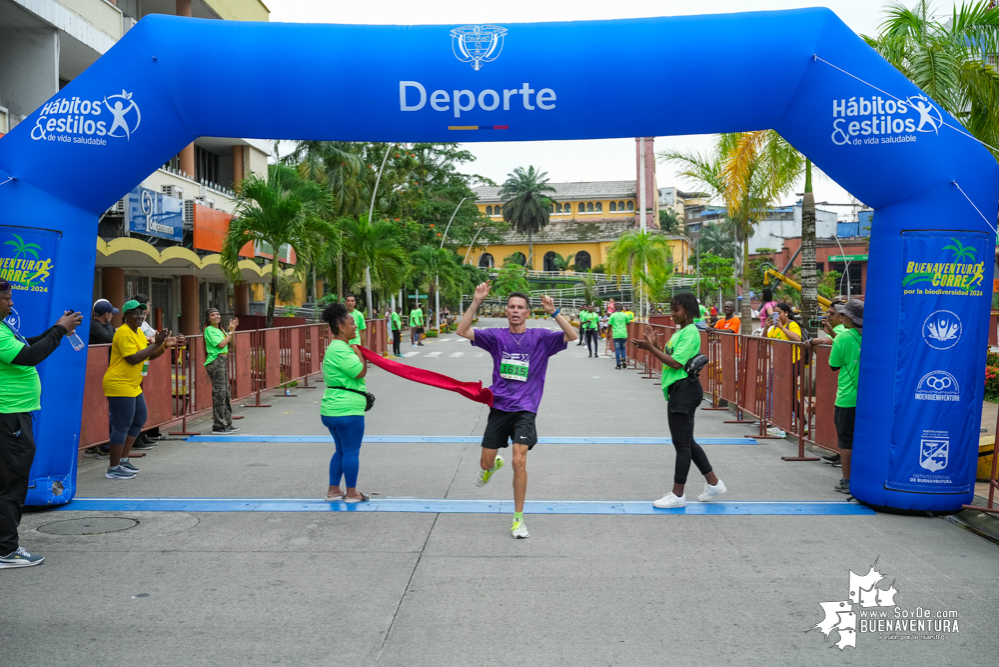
457 283 577 539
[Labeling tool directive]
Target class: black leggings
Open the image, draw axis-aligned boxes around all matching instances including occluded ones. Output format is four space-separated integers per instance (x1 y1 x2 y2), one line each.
666 380 713 485
584 329 598 355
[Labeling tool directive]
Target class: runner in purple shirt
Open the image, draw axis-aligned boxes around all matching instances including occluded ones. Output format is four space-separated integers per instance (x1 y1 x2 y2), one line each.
457 282 578 539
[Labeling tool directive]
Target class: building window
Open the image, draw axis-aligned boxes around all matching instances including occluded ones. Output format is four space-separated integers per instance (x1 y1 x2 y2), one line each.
626 201 634 211
494 205 501 215
486 205 493 216
553 203 560 213
619 201 626 210
575 250 591 270
609 201 617 212
543 251 558 272
578 203 585 213
549 204 554 213
195 146 221 185
478 253 494 269
164 154 181 172
595 202 603 213
586 202 593 213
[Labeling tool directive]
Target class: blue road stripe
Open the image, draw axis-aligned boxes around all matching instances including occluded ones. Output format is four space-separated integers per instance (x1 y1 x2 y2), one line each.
186 435 758 445
56 498 873 515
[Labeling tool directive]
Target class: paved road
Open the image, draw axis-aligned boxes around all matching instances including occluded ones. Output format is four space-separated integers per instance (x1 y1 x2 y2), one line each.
3 319 997 665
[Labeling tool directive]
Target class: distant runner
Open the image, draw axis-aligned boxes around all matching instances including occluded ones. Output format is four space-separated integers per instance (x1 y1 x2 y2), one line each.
345 295 366 347
410 304 425 347
457 283 578 539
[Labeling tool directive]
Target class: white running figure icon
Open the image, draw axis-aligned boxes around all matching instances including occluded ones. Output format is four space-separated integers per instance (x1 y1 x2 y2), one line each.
103 93 138 139
909 95 940 134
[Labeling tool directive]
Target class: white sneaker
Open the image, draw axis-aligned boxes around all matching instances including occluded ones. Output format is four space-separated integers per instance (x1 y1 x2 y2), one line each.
697 480 727 502
511 519 530 539
652 492 686 508
766 426 786 438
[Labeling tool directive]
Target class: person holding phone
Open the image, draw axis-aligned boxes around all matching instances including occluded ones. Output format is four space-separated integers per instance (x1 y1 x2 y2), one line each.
758 288 777 324
102 300 185 479
633 291 726 509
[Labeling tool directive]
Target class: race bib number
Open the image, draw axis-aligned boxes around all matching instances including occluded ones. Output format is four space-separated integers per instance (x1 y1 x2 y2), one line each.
500 358 529 382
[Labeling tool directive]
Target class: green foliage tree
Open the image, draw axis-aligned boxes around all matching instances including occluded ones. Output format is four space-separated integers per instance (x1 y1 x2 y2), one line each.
498 166 557 269
339 215 408 303
504 251 527 267
550 252 575 271
697 253 737 296
818 269 842 300
223 164 335 327
863 0 999 162
698 223 737 259
493 264 531 296
658 208 685 234
607 230 677 299
637 261 676 307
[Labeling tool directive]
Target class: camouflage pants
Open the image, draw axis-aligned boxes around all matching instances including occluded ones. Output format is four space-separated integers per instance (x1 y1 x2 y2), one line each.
205 356 232 430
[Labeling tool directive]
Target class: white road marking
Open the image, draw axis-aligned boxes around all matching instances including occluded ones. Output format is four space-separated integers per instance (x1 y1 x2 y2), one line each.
403 351 420 357
449 352 464 357
425 351 442 358
475 352 484 358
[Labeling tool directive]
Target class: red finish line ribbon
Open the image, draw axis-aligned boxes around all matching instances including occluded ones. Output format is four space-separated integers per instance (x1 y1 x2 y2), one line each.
359 347 494 406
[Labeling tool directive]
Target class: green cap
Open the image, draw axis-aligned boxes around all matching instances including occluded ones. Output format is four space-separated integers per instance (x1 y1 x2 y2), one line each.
122 299 147 313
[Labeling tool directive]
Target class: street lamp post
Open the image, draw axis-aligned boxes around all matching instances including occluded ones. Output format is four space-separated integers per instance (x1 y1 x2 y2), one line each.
831 234 852 299
365 143 396 319
435 197 468 332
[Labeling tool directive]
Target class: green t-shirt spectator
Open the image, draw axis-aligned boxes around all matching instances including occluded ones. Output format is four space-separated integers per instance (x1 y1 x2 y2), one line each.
390 311 402 331
694 304 708 323
580 311 595 330
833 323 846 336
348 309 366 346
829 327 862 408
321 339 367 417
609 311 631 339
0 323 41 412
410 308 424 327
660 324 701 394
203 326 228 366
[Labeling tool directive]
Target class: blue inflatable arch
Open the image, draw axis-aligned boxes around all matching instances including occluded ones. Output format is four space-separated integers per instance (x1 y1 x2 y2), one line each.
0 9 996 511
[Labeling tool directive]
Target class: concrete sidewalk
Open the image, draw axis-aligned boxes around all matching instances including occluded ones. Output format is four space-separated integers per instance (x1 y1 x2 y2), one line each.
3 319 997 665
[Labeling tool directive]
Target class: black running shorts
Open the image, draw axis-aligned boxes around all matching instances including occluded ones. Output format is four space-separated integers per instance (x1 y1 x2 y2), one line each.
481 408 538 450
834 406 855 450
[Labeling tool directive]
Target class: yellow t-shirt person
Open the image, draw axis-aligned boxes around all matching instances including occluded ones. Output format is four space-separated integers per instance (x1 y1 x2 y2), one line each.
766 319 803 363
103 325 149 397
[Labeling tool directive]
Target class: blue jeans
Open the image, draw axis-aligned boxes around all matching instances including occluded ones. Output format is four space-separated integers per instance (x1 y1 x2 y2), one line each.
322 415 365 488
107 394 147 446
613 338 627 365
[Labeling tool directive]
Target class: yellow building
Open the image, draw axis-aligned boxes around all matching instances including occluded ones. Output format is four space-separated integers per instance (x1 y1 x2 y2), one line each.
463 181 692 272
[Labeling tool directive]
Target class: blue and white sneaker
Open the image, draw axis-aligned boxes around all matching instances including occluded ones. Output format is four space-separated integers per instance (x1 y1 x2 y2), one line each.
0 547 44 568
119 458 140 473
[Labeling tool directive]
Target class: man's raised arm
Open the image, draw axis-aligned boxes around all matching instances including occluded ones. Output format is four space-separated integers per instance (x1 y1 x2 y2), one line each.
457 282 491 342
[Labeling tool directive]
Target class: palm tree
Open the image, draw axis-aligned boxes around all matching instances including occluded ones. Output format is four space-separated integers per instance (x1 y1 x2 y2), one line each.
658 208 685 235
606 230 675 312
663 133 800 333
499 166 557 269
551 252 575 272
223 164 336 327
504 252 527 267
698 223 737 259
410 245 464 326
339 215 408 307
863 0 999 161
637 260 676 309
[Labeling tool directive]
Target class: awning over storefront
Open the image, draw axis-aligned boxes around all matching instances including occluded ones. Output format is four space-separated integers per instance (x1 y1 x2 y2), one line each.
95 237 295 283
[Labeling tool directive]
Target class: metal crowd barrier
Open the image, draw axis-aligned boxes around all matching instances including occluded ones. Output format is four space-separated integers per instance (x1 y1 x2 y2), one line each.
624 324 844 459
77 319 386 450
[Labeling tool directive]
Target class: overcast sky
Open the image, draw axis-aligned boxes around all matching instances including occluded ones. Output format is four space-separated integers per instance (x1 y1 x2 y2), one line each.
267 0 911 219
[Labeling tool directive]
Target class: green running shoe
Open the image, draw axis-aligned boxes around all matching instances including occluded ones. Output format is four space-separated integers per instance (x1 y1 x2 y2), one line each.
476 455 504 487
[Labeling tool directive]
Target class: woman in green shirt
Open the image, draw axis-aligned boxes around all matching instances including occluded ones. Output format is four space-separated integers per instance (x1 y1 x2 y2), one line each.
634 292 726 509
320 302 369 503
204 309 239 434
